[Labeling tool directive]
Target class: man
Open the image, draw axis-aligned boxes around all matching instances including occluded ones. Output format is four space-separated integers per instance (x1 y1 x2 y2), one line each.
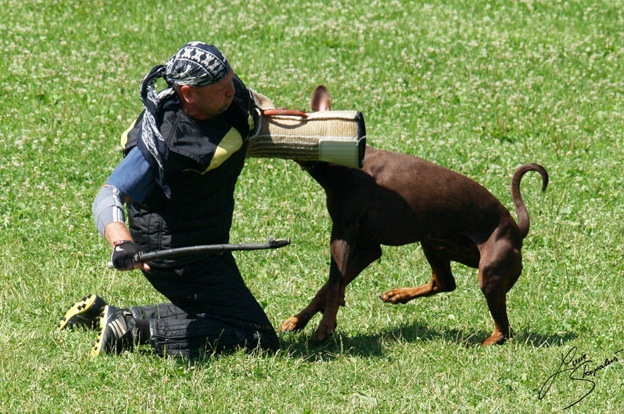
60 42 279 358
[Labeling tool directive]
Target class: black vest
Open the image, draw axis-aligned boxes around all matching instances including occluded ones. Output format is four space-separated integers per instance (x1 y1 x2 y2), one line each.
123 76 254 262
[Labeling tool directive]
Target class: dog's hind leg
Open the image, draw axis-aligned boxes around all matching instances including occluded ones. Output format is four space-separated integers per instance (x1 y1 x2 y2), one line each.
478 238 522 345
380 243 457 304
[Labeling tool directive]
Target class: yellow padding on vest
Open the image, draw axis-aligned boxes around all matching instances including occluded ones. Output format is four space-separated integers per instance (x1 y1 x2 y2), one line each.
120 119 138 151
203 128 243 172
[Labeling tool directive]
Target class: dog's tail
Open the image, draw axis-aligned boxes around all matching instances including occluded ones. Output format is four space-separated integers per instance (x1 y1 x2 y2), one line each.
511 163 549 239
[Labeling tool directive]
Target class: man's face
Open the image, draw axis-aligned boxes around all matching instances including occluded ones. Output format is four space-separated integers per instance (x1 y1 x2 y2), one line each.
184 69 236 119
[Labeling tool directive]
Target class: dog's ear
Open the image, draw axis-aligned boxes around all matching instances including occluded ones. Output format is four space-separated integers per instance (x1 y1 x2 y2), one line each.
311 85 331 112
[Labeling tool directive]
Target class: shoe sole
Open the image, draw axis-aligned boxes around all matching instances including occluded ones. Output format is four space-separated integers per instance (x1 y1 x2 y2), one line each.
91 305 117 357
58 294 104 331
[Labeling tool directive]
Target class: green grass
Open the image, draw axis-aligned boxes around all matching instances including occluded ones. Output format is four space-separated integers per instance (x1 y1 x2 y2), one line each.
1 0 624 412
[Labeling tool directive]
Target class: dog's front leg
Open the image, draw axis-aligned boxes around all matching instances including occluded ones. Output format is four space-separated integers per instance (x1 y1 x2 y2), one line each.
280 283 329 333
314 254 346 342
315 232 370 343
279 258 343 340
282 233 351 342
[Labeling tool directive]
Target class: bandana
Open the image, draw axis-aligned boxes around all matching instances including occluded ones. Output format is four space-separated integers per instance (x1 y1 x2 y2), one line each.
137 42 231 198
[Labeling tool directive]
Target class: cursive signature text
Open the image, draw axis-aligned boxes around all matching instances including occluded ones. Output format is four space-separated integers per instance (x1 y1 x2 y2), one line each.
538 346 623 409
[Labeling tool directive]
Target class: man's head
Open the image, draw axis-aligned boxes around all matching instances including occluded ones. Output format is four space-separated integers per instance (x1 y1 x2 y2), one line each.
164 42 235 120
174 68 235 120
165 42 231 88
138 42 236 196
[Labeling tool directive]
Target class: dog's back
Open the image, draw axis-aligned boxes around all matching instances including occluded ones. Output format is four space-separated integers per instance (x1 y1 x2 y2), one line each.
302 146 516 252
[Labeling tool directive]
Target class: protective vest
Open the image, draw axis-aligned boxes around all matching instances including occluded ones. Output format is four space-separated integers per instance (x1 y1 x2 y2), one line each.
122 76 255 263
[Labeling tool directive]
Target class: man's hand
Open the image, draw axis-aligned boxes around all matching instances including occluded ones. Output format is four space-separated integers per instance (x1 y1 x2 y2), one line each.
110 240 143 270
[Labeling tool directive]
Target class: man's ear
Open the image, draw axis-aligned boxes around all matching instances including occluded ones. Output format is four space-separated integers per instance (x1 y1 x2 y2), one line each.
178 85 195 104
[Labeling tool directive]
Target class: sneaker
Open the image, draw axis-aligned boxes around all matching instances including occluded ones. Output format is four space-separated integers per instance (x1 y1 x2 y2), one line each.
58 294 108 331
91 305 135 356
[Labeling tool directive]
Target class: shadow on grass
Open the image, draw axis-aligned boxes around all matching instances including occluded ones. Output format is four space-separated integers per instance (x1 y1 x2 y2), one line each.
160 323 578 365
511 329 578 348
279 321 578 360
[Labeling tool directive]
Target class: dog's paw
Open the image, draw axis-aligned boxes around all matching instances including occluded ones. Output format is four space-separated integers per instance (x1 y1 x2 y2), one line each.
481 331 507 346
380 288 411 304
314 323 336 343
280 316 305 333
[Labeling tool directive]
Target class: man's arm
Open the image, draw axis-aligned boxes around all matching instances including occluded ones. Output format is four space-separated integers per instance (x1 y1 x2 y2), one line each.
93 147 155 271
103 221 134 246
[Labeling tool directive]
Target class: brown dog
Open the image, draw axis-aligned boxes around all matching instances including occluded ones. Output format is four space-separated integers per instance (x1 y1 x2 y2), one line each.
280 86 549 345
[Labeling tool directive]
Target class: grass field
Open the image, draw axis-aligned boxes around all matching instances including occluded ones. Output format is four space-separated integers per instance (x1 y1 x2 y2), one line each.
1 0 623 412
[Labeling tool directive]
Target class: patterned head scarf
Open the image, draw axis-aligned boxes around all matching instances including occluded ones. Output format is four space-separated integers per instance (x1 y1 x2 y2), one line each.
137 42 231 197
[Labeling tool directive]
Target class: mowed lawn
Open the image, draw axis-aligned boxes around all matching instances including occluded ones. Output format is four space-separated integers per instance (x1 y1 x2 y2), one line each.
1 0 623 412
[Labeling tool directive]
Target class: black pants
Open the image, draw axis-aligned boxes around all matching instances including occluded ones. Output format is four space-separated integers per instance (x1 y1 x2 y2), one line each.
132 252 279 358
